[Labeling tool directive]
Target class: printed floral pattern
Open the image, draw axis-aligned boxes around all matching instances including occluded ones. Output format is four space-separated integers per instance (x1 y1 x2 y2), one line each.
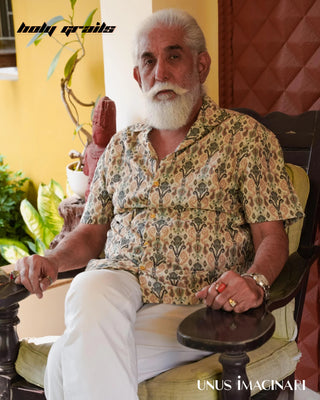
81 96 304 305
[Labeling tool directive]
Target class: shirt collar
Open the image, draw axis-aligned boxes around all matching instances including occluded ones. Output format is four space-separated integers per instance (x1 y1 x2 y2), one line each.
176 95 231 152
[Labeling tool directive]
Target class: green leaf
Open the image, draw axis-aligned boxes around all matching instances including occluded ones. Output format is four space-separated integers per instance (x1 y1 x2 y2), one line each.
91 95 101 121
50 180 65 202
0 245 30 264
70 0 77 10
47 47 64 80
27 32 44 47
81 9 97 38
20 199 46 243
43 227 55 248
35 239 47 256
25 240 36 254
27 16 64 47
37 183 63 236
0 238 29 253
64 50 79 80
47 15 65 26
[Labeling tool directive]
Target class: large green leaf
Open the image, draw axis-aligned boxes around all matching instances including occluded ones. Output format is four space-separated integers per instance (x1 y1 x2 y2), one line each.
50 180 65 202
0 245 30 264
20 199 46 243
0 238 29 253
81 9 97 38
37 183 63 236
35 238 47 256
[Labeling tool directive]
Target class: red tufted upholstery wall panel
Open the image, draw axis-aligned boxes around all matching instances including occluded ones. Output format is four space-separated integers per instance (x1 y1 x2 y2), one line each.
218 0 320 115
218 0 320 392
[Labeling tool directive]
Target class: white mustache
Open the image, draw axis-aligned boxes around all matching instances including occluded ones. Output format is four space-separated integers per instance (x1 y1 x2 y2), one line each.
143 82 188 100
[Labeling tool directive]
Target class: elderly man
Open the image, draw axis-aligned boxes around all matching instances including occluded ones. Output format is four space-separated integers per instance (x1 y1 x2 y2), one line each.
14 8 303 400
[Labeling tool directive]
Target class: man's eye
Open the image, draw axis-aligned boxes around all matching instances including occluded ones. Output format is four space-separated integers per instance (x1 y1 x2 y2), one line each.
144 59 154 65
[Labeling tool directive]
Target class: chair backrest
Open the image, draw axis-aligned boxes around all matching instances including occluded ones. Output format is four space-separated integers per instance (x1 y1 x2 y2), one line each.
235 109 320 258
235 109 320 328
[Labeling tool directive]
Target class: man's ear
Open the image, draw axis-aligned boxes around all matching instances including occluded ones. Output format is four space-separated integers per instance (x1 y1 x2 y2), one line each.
133 66 142 89
197 51 211 84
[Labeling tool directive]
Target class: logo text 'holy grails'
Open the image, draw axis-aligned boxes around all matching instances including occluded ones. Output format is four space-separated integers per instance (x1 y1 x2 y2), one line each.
17 22 116 37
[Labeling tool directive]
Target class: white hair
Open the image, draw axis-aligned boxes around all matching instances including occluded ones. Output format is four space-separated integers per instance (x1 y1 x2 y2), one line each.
133 8 207 65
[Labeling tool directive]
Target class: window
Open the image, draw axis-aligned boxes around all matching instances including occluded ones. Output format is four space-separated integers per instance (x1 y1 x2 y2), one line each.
0 0 16 68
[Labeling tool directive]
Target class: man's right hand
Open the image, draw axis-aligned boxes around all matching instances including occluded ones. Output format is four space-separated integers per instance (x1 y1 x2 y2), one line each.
14 254 59 299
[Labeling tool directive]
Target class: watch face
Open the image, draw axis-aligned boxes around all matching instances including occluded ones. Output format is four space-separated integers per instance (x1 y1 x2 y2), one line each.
254 274 269 287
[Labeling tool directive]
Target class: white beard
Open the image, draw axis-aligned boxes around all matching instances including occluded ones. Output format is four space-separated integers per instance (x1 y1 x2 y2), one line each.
142 82 202 130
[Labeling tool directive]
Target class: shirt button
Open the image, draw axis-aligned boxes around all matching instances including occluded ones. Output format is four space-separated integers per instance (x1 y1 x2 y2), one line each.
153 181 160 187
139 265 146 270
150 213 156 219
143 241 150 247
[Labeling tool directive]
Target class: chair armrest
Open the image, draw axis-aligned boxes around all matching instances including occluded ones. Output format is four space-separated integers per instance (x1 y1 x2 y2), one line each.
57 267 86 279
177 304 275 400
0 280 30 309
177 304 275 353
267 248 319 312
0 266 85 309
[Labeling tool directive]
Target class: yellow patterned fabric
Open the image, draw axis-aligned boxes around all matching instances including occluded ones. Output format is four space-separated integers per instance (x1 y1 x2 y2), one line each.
81 96 304 305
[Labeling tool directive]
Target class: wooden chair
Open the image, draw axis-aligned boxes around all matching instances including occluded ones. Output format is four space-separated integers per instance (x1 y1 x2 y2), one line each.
0 109 319 400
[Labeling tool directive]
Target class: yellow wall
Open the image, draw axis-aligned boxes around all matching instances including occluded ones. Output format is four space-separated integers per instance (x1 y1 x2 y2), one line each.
0 0 105 194
152 0 219 103
0 0 218 194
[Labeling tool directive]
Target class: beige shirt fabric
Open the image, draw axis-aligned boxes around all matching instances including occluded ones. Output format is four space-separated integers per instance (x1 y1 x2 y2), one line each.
81 96 304 305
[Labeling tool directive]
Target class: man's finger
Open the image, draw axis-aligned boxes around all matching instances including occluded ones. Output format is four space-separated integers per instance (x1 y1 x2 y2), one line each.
39 275 54 292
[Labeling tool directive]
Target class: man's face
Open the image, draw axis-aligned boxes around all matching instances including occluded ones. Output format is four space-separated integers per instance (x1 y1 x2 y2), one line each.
134 25 210 130
135 25 199 96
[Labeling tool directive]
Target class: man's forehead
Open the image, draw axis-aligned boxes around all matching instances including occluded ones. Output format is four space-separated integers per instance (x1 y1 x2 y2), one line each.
140 44 183 58
137 25 187 57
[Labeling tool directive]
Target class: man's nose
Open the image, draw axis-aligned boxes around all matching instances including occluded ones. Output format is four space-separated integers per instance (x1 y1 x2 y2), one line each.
155 57 169 81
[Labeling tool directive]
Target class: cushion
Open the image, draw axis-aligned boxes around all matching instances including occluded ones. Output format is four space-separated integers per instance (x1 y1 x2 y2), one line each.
16 336 300 398
16 336 59 388
138 338 300 399
284 163 309 255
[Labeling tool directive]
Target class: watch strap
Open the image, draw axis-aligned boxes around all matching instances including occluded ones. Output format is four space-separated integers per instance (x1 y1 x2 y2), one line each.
241 273 270 300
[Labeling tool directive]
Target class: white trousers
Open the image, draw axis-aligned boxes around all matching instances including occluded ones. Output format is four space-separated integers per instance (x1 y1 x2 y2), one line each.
44 269 211 400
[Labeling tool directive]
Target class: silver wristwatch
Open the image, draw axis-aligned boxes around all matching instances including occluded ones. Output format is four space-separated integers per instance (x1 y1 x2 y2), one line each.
242 273 270 300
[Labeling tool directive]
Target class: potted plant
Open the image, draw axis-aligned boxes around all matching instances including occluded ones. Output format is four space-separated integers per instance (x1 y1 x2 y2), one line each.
0 179 65 263
0 155 29 265
28 0 100 198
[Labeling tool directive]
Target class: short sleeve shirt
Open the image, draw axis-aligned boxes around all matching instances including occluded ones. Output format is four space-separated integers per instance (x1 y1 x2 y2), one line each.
81 96 304 305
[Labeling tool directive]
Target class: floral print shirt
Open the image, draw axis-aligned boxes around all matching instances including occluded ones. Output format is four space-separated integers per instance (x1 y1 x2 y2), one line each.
81 96 304 305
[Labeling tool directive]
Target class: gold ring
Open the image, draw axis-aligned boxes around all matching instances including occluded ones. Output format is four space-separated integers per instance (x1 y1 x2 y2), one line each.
228 298 237 308
46 275 53 285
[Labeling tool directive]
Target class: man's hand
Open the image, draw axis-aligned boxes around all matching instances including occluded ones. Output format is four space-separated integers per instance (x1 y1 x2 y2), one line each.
14 255 59 299
196 270 264 313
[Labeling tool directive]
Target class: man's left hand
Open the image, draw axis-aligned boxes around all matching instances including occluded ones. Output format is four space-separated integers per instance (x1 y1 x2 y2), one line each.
196 270 264 313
